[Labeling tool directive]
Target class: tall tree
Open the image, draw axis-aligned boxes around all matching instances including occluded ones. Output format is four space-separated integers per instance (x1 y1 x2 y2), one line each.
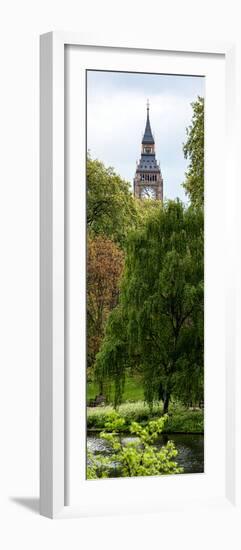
96 201 204 412
87 236 124 381
183 96 204 208
87 156 138 247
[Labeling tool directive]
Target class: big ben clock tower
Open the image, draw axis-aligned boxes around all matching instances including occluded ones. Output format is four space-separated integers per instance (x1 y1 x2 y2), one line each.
134 101 163 201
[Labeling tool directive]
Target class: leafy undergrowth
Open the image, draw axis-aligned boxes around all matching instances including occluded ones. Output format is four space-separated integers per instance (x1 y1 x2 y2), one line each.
164 410 203 433
87 412 183 479
87 400 204 434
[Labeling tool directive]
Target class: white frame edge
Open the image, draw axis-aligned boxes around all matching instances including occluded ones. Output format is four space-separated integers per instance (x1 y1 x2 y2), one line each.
40 31 238 518
40 32 65 518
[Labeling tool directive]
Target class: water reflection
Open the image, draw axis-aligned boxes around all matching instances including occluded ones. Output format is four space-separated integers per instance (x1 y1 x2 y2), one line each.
87 432 204 475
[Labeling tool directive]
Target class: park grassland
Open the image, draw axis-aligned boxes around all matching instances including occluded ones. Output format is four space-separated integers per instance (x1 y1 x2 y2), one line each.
87 373 204 434
87 373 144 403
87 375 204 434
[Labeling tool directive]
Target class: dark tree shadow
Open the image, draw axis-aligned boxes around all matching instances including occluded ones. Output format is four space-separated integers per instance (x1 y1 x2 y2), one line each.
10 497 39 515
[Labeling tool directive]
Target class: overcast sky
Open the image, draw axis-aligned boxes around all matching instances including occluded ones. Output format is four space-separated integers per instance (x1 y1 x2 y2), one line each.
87 70 204 203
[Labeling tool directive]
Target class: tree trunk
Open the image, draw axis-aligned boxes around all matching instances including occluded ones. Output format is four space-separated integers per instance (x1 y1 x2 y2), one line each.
158 382 164 402
158 382 170 414
163 392 170 414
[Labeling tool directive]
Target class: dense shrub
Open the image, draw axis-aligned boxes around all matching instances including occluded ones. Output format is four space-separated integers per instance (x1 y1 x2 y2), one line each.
87 400 204 434
87 412 183 479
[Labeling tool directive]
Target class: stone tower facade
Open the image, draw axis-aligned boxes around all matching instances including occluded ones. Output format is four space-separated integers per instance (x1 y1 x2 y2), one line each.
134 101 163 201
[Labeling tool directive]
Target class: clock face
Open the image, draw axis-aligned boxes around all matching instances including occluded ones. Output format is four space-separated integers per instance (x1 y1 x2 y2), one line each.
140 186 156 199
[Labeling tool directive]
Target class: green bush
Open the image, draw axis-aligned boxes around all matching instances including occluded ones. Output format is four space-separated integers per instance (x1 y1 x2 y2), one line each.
87 400 204 434
164 410 203 433
87 400 160 431
87 412 183 479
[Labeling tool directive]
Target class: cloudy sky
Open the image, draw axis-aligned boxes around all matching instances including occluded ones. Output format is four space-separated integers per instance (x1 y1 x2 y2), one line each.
87 70 204 203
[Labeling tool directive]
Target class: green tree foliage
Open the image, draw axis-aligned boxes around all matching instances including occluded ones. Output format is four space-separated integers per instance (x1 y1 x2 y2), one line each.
183 96 204 207
87 156 138 247
87 156 163 398
95 304 129 407
95 201 204 412
87 412 183 479
87 155 160 247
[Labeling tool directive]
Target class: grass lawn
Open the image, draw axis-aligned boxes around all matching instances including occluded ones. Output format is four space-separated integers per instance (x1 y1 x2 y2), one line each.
87 373 144 403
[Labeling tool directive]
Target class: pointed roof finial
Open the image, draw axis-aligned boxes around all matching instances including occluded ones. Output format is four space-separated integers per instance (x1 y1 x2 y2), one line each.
142 99 154 145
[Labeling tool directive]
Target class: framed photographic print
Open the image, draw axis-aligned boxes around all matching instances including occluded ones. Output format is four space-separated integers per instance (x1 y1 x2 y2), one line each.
40 32 240 518
86 73 205 479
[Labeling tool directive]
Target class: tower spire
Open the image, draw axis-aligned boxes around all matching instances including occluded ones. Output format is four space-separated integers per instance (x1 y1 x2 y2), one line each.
142 99 154 145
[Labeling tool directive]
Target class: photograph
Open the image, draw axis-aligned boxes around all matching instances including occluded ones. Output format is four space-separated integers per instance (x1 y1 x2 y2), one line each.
86 69 204 480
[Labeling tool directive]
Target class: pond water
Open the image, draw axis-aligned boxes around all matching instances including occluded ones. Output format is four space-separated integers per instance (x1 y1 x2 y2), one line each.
87 432 204 475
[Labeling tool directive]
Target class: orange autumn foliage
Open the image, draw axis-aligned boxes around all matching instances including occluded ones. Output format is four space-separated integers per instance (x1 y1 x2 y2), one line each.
87 236 124 371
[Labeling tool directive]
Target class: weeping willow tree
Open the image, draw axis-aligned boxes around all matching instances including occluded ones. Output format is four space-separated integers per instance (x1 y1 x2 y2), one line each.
183 96 204 208
95 201 204 412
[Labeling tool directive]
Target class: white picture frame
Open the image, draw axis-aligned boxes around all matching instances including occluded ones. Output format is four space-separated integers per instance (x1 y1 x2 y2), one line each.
40 31 240 519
